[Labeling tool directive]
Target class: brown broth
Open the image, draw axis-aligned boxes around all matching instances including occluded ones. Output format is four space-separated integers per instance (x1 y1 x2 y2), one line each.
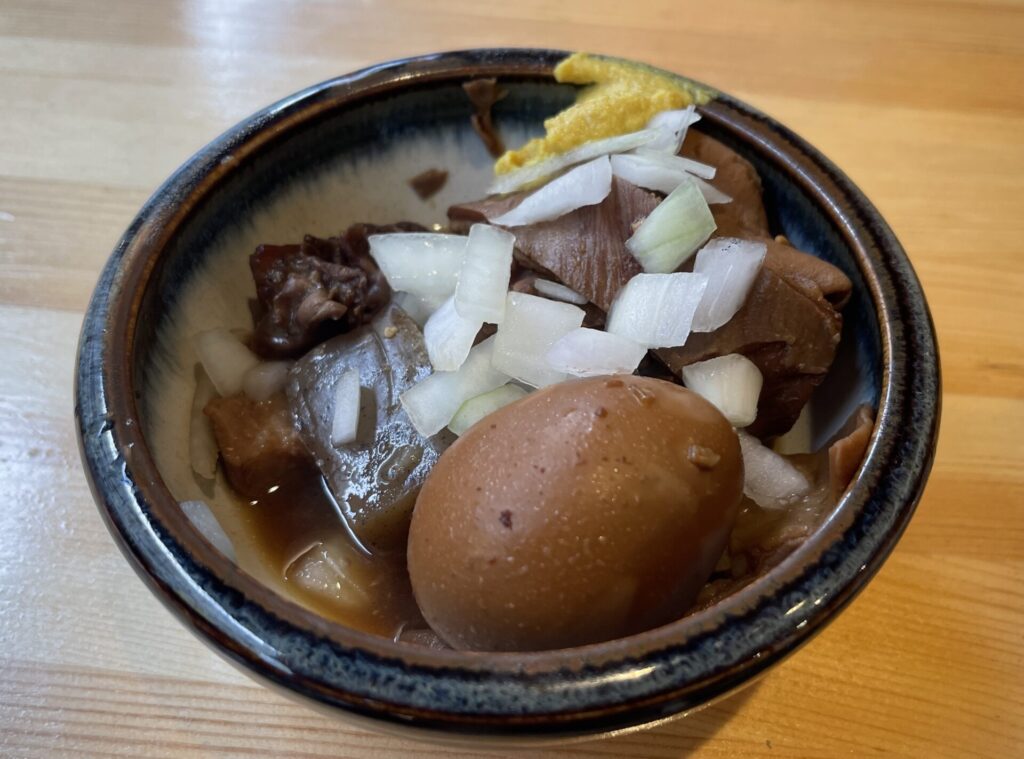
219 445 838 638
227 473 424 639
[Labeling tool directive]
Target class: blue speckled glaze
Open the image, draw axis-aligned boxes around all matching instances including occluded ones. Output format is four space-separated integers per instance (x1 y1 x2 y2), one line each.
75 49 939 743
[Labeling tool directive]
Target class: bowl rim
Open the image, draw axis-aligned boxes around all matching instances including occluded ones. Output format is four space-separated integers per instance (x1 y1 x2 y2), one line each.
75 47 940 738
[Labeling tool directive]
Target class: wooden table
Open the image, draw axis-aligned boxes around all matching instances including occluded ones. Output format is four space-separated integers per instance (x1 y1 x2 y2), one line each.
2 1 1022 756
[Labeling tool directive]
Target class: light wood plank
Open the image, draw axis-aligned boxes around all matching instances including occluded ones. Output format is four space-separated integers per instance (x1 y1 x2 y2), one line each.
2 0 1023 755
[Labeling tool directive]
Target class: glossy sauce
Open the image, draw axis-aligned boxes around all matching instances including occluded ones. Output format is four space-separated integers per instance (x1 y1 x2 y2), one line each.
228 473 423 638
222 443 839 640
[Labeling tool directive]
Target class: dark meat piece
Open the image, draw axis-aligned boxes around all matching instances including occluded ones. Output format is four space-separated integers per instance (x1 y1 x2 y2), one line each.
656 242 849 437
763 238 852 310
681 132 853 309
682 131 770 238
250 223 423 359
449 177 660 311
462 78 507 158
828 404 875 501
204 393 316 499
408 168 448 200
668 134 851 435
287 305 455 552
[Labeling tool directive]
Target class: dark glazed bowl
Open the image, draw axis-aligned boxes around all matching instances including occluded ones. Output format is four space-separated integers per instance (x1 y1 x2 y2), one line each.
76 49 939 744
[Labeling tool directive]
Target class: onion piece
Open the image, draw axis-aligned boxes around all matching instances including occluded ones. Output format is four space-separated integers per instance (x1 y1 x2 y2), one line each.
448 383 529 436
400 337 510 437
545 328 647 378
180 500 236 561
610 153 688 195
331 368 362 446
737 430 810 510
189 365 219 481
606 272 708 348
423 295 481 371
610 154 731 204
367 233 466 299
532 278 588 305
688 175 733 205
453 224 514 324
488 129 659 195
691 238 767 332
489 156 612 227
633 147 716 180
492 292 586 387
242 360 293 402
681 354 763 427
393 291 444 328
194 328 261 397
644 106 700 153
625 178 716 273
284 541 371 610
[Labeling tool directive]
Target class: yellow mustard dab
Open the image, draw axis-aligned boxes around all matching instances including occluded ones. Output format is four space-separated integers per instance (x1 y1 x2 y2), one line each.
494 53 714 175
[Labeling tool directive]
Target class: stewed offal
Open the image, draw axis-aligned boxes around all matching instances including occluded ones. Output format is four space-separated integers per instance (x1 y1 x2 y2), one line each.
188 52 873 652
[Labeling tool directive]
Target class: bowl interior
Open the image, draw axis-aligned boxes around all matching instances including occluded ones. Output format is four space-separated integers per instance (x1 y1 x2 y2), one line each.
140 74 882 630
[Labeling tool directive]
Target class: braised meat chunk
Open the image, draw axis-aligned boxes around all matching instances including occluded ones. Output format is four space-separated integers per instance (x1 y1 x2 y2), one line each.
657 241 851 438
449 177 661 311
204 393 316 499
682 131 769 238
287 305 455 551
250 223 421 359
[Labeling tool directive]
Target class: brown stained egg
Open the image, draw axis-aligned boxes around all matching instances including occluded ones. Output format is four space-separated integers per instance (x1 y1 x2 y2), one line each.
406 376 744 652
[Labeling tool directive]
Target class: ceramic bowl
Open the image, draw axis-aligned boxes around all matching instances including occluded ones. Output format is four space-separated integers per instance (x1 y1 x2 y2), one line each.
76 48 939 744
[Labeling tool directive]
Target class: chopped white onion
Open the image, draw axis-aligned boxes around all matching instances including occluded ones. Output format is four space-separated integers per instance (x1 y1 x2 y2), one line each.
545 328 648 378
606 272 708 348
626 178 716 273
644 106 700 153
188 366 218 481
610 153 732 204
448 383 529 436
691 238 767 332
180 500 236 562
611 153 688 196
194 328 261 397
394 291 444 328
284 541 370 610
532 278 588 305
737 430 810 510
633 147 717 180
492 292 586 387
773 404 813 455
688 175 733 205
488 129 659 195
331 368 362 446
367 233 466 299
400 337 510 436
489 156 612 227
453 224 514 324
681 354 764 427
423 295 481 371
242 360 293 402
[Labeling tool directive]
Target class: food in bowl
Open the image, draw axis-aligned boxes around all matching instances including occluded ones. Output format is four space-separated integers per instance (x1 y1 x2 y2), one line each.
181 53 874 652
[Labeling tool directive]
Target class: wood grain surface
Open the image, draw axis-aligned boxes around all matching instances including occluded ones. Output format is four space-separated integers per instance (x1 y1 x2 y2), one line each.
2 1 1022 756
